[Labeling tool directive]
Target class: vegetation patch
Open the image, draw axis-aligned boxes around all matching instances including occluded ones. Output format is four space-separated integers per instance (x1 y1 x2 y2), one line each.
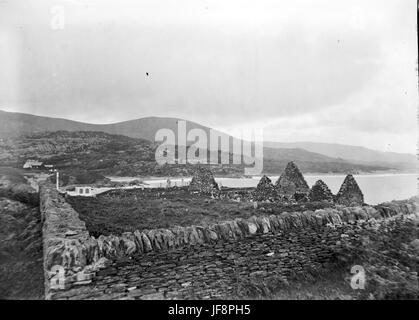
67 189 258 236
0 131 391 177
332 215 419 299
231 267 354 300
0 167 39 205
67 188 333 237
0 198 44 299
225 215 419 300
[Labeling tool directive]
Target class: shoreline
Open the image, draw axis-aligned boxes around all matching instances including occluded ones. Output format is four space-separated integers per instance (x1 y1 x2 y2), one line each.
106 171 417 182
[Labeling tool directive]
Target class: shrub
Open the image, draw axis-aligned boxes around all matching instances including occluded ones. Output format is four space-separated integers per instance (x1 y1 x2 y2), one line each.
332 216 419 299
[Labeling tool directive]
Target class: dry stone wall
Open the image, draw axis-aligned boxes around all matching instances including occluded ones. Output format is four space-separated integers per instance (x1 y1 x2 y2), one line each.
309 180 334 203
40 183 112 298
49 224 352 299
188 166 219 194
253 175 277 201
39 182 419 299
275 161 310 199
335 174 364 206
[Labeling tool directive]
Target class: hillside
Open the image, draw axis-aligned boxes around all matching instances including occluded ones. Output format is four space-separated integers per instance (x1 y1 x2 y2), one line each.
0 110 412 167
0 131 390 177
0 110 359 163
264 141 416 169
0 110 397 174
0 131 244 177
0 110 210 141
1 110 413 161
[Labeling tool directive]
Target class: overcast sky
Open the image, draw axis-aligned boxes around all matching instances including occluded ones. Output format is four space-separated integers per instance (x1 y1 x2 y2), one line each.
0 0 417 153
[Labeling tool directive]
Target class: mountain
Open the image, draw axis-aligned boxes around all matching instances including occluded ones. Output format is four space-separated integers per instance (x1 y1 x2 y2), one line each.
0 110 211 141
0 129 389 176
0 131 242 177
263 141 416 169
0 110 352 164
0 110 403 173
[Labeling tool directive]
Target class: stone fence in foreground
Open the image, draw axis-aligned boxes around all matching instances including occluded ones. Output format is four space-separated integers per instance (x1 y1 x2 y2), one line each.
39 182 419 299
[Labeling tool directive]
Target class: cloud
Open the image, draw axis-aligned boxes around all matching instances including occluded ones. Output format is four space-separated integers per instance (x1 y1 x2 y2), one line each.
0 0 417 153
7 21 382 123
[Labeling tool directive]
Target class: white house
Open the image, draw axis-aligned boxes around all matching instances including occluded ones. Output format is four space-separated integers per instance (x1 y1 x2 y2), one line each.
67 186 99 197
23 160 43 169
66 184 146 197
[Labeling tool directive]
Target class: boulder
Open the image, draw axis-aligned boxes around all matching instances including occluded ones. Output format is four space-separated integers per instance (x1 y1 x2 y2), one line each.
133 230 144 253
216 222 233 240
188 226 203 244
68 239 88 268
121 232 137 255
140 232 153 252
84 236 100 263
255 216 271 233
288 212 303 228
235 218 251 235
409 239 419 254
246 221 258 235
83 257 111 273
169 227 182 246
227 220 243 238
147 229 161 251
204 226 219 242
268 215 280 230
160 229 176 249
97 235 117 258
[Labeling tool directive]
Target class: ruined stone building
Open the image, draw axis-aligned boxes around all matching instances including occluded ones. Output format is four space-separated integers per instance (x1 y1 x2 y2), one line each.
275 161 310 200
253 175 277 201
188 166 219 193
335 174 364 206
309 180 334 202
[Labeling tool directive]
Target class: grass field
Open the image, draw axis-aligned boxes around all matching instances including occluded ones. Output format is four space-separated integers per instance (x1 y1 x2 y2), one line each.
67 188 333 236
67 188 258 236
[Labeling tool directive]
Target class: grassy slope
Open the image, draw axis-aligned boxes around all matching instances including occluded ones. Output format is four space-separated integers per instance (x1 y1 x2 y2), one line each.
0 168 44 299
1 131 391 178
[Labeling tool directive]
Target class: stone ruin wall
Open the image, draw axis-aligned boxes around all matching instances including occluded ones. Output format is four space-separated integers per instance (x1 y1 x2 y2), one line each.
39 182 419 299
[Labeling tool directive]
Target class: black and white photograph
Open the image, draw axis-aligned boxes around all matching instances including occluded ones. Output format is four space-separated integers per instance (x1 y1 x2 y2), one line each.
0 0 418 305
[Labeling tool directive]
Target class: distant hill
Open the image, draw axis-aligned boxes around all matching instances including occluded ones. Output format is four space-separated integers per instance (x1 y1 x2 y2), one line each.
264 141 416 170
0 130 390 176
0 110 210 141
0 110 404 173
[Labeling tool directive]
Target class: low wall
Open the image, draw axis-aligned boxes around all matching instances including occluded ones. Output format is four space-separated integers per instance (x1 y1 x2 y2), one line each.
39 182 419 299
40 183 109 299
